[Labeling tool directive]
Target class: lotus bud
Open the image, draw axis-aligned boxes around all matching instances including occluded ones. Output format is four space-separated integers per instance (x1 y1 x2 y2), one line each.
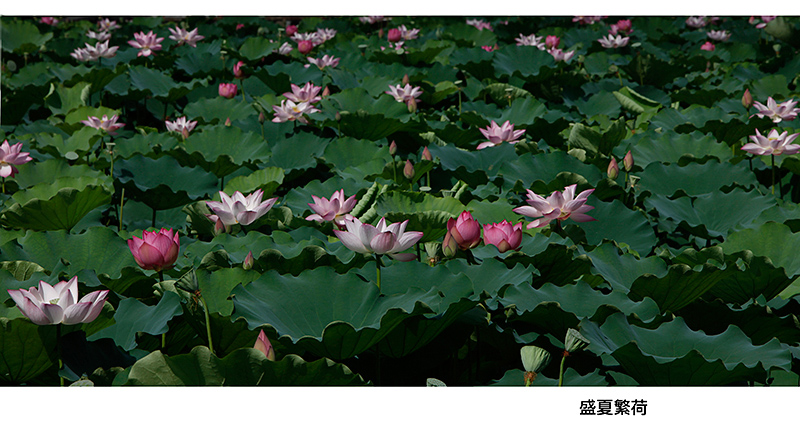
387 28 401 42
607 157 619 179
742 88 753 109
218 83 237 99
407 97 417 113
254 330 276 361
404 159 415 180
233 61 246 79
442 230 458 258
298 39 314 54
224 117 231 126
623 150 634 171
389 140 397 156
378 28 384 39
447 211 482 250
285 24 297 37
564 328 590 353
422 146 432 161
243 251 254 270
402 73 410 86
259 112 266 123
521 345 551 385
236 23 244 31
701 41 715 51
335 112 342 121
322 86 330 97
213 216 226 235
181 128 190 140
546 35 560 49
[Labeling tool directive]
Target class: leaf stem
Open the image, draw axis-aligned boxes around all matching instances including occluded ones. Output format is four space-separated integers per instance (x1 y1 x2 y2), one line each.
57 323 64 387
375 254 382 291
200 293 215 355
772 154 776 196
118 187 125 232
558 351 567 387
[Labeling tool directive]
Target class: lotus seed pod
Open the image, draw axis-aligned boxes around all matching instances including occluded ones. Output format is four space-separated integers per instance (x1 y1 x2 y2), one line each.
564 328 590 353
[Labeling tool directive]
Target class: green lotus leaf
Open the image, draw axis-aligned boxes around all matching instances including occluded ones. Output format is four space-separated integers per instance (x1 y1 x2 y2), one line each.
114 132 178 159
322 136 390 171
183 97 256 125
231 268 438 360
722 221 800 278
283 177 369 218
0 260 46 281
492 367 608 386
167 126 271 177
503 242 591 288
222 167 284 198
680 299 800 346
317 88 425 141
12 159 106 189
238 37 279 61
2 182 112 232
128 65 206 100
583 242 668 292
638 161 760 197
651 104 738 132
578 199 657 256
499 150 602 190
89 291 182 351
0 317 57 383
581 313 792 385
369 190 465 242
628 262 735 313
1 19 53 53
46 81 90 116
264 131 330 172
64 105 120 126
465 198 519 226
174 39 224 76
428 142 517 180
583 51 631 76
620 130 731 167
33 127 99 158
749 74 790 102
572 91 622 118
493 46 555 78
122 346 367 386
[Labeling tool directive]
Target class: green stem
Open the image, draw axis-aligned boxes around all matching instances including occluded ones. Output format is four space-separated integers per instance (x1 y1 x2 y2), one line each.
260 121 267 142
118 188 125 232
772 155 776 196
151 207 156 229
240 79 247 102
392 155 397 182
2 177 5 194
558 351 567 387
416 243 421 263
375 254 382 291
57 323 64 387
200 293 214 355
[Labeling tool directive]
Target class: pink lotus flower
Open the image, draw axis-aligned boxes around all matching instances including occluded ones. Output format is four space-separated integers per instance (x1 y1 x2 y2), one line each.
168 27 204 47
483 220 523 253
40 17 59 26
333 217 424 262
278 42 293 55
283 82 322 104
233 61 246 79
513 184 596 229
477 120 526 150
422 146 432 161
306 189 357 229
515 34 545 49
70 47 92 62
243 251 254 271
306 55 340 70
7 277 108 326
128 31 164 57
81 114 125 135
752 97 800 123
297 40 314 54
128 228 180 272
598 34 629 49
548 48 575 62
72 41 118 61
545 35 560 49
271 99 320 124
254 330 275 361
219 83 238 99
387 28 402 42
0 140 33 178
466 19 493 31
741 129 800 156
609 19 633 35
686 16 708 28
398 25 420 41
707 30 730 42
165 116 198 139
86 30 111 42
360 16 388 24
481 45 498 52
236 23 245 31
316 28 337 44
293 32 323 46
205 189 278 227
700 41 715 51
754 16 776 29
386 83 422 106
286 25 298 36
444 211 482 251
98 18 120 32
573 16 604 25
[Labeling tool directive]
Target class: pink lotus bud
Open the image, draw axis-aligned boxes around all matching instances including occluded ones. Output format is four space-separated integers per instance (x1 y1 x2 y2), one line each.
402 74 410 86
623 151 634 171
236 23 245 31
224 117 231 126
298 40 314 54
422 146 432 161
615 19 632 33
442 230 458 258
404 159 415 180
233 61 246 79
545 35 560 49
742 89 753 109
243 251 254 270
127 228 180 272
701 41 715 51
181 127 190 140
254 330 275 361
219 83 237 99
483 220 523 253
378 28 384 39
387 28 402 42
322 86 330 97
389 141 397 156
286 24 298 36
447 211 482 250
407 97 417 113
607 157 619 179
259 112 266 123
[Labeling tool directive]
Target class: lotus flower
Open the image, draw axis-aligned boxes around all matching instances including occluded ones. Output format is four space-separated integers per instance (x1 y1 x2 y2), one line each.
81 114 125 135
483 220 523 253
466 19 493 31
477 120 526 150
515 34 545 48
404 160 415 179
0 140 33 178
513 184 596 229
7 277 109 326
742 89 753 109
98 18 120 32
752 97 800 123
254 330 275 361
333 217 424 261
283 82 323 104
293 32 323 46
87 30 111 42
128 228 180 272
754 16 776 29
70 47 92 62
40 17 59 26
444 211 482 251
219 83 238 99
278 42 293 55
685 16 708 28
165 116 198 139
360 16 388 24
271 99 320 124
598 34 629 49
398 25 420 40
623 151 634 171
707 30 730 42
285 24 298 36
607 157 619 179
233 61 246 79
548 48 575 62
127 30 164 57
573 16 603 25
545 35 560 49
385 83 422 105
315 28 337 43
297 40 314 54
609 19 633 35
741 129 800 156
700 41 715 51
305 189 357 229
306 55 339 70
387 28 402 42
168 26 204 47
205 189 278 227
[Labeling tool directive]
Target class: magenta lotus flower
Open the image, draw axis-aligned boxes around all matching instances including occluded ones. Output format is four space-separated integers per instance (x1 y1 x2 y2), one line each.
404 160 415 179
86 30 111 42
165 116 198 139
81 114 125 135
286 24 298 36
306 189 357 229
360 16 388 24
545 35 560 49
387 28 402 42
478 120 526 150
513 185 596 229
283 82 323 104
254 330 275 361
205 189 277 227
293 32 323 46
742 129 800 156
333 217 424 262
233 61 246 79
466 19 493 31
752 97 800 123
306 55 339 70
444 211 482 251
481 45 497 52
168 26 204 47
700 41 715 51
386 84 422 106
609 19 633 35
98 18 120 32
0 140 33 178
128 31 164 57
515 34 545 48
483 220 523 253
272 99 320 124
754 16 776 29
742 89 753 109
573 16 603 25
297 40 314 54
598 34 630 49
7 277 108 326
128 228 180 272
219 83 238 99
707 30 730 42
40 17 59 26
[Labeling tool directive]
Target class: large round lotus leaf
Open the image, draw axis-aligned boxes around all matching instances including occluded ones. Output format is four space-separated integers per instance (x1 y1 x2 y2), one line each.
492 45 555 78
322 137 390 171
113 132 178 159
88 291 182 351
33 127 99 158
231 267 439 360
580 313 792 385
628 263 736 313
264 131 331 172
367 190 465 243
175 40 224 75
618 130 732 166
168 125 272 177
579 199 657 256
114 154 219 211
583 242 668 292
316 88 425 141
491 367 608 386
183 96 256 124
1 19 53 54
2 184 112 231
0 317 57 384
223 167 283 198
465 198 520 226
197 268 260 316
705 251 794 305
128 65 206 101
11 175 111 205
638 162 760 197
238 37 279 61
722 221 800 278
11 159 105 189
679 299 800 346
499 150 602 189
428 143 517 180
0 227 138 279
122 346 367 386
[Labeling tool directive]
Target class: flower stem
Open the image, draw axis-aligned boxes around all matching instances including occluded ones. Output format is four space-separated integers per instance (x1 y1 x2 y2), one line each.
2 177 5 194
240 79 247 102
118 187 125 231
200 293 215 355
375 254 382 291
57 323 64 387
772 154 776 195
151 207 157 229
558 351 567 387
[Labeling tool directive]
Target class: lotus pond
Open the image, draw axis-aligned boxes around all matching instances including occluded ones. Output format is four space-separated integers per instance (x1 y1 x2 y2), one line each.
2 15 800 387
